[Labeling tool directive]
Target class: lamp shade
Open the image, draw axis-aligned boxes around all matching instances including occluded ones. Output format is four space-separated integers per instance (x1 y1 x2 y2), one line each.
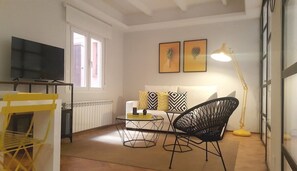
211 43 232 62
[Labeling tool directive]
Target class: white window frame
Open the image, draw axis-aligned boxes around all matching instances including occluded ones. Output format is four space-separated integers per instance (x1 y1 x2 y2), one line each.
70 26 105 91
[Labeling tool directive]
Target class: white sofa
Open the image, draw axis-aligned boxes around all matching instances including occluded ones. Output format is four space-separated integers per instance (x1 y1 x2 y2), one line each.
126 85 217 132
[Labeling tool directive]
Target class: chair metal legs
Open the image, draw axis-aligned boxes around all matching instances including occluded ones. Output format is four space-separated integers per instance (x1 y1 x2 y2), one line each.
168 136 178 169
206 141 227 171
206 141 226 171
168 138 227 171
206 142 208 161
216 141 226 171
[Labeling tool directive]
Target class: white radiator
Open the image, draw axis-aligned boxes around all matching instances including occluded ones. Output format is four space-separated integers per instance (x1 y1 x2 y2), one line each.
68 100 113 133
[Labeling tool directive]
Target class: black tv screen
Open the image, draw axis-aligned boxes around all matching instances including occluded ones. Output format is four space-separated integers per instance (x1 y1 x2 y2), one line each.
11 36 64 81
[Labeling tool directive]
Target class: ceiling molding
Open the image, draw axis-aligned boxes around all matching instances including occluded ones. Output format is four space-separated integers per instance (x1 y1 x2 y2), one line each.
69 0 261 32
127 12 258 32
64 0 128 30
173 0 188 11
126 0 152 16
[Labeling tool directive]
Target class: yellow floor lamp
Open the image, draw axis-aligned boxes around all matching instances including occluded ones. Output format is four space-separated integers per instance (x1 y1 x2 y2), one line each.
211 43 251 137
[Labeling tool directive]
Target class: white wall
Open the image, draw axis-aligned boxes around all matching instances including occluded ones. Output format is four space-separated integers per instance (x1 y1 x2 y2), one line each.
0 0 66 81
123 19 260 132
0 0 124 119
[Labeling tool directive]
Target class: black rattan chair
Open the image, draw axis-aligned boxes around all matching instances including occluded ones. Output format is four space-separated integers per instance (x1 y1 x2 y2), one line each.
168 97 239 171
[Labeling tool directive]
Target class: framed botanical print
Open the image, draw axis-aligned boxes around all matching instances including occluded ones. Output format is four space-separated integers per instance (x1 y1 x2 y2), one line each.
159 41 180 73
183 39 207 72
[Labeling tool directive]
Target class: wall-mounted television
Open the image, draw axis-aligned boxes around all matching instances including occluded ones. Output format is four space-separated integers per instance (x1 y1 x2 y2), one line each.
11 36 64 81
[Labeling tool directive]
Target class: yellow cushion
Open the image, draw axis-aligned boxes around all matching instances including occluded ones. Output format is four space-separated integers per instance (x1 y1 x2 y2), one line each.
138 91 148 109
157 92 169 111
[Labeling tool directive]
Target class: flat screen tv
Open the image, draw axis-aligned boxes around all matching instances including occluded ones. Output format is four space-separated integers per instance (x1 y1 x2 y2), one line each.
11 36 64 81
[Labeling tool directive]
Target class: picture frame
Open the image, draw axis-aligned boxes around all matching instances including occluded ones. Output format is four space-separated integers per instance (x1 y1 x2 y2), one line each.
183 39 207 72
159 41 180 73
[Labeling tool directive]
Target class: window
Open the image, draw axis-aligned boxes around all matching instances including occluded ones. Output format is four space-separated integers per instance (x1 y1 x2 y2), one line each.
71 28 104 89
282 0 297 170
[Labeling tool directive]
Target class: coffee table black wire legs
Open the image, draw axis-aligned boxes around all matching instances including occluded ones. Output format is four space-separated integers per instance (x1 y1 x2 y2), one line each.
116 116 164 148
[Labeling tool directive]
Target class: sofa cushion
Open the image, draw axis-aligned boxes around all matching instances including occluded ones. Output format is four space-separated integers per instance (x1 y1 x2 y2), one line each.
157 92 169 111
138 91 148 109
178 86 217 108
147 92 158 110
227 91 236 97
168 91 187 112
207 92 218 101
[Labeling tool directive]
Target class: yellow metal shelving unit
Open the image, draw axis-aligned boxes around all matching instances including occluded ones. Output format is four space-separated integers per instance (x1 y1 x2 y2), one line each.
0 93 58 171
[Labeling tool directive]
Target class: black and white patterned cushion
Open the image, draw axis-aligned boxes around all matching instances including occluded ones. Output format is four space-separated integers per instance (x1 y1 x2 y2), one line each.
168 91 187 112
147 92 158 110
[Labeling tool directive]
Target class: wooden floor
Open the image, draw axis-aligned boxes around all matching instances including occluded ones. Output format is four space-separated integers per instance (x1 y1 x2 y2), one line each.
60 127 267 171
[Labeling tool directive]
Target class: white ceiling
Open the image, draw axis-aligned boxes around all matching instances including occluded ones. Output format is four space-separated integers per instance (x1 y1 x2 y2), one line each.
65 0 262 32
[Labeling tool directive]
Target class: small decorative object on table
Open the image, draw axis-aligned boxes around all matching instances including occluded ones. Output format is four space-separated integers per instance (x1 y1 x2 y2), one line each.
143 109 147 115
133 107 138 115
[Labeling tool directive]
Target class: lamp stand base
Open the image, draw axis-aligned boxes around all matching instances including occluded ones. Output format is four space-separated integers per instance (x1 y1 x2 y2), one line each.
233 129 251 137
